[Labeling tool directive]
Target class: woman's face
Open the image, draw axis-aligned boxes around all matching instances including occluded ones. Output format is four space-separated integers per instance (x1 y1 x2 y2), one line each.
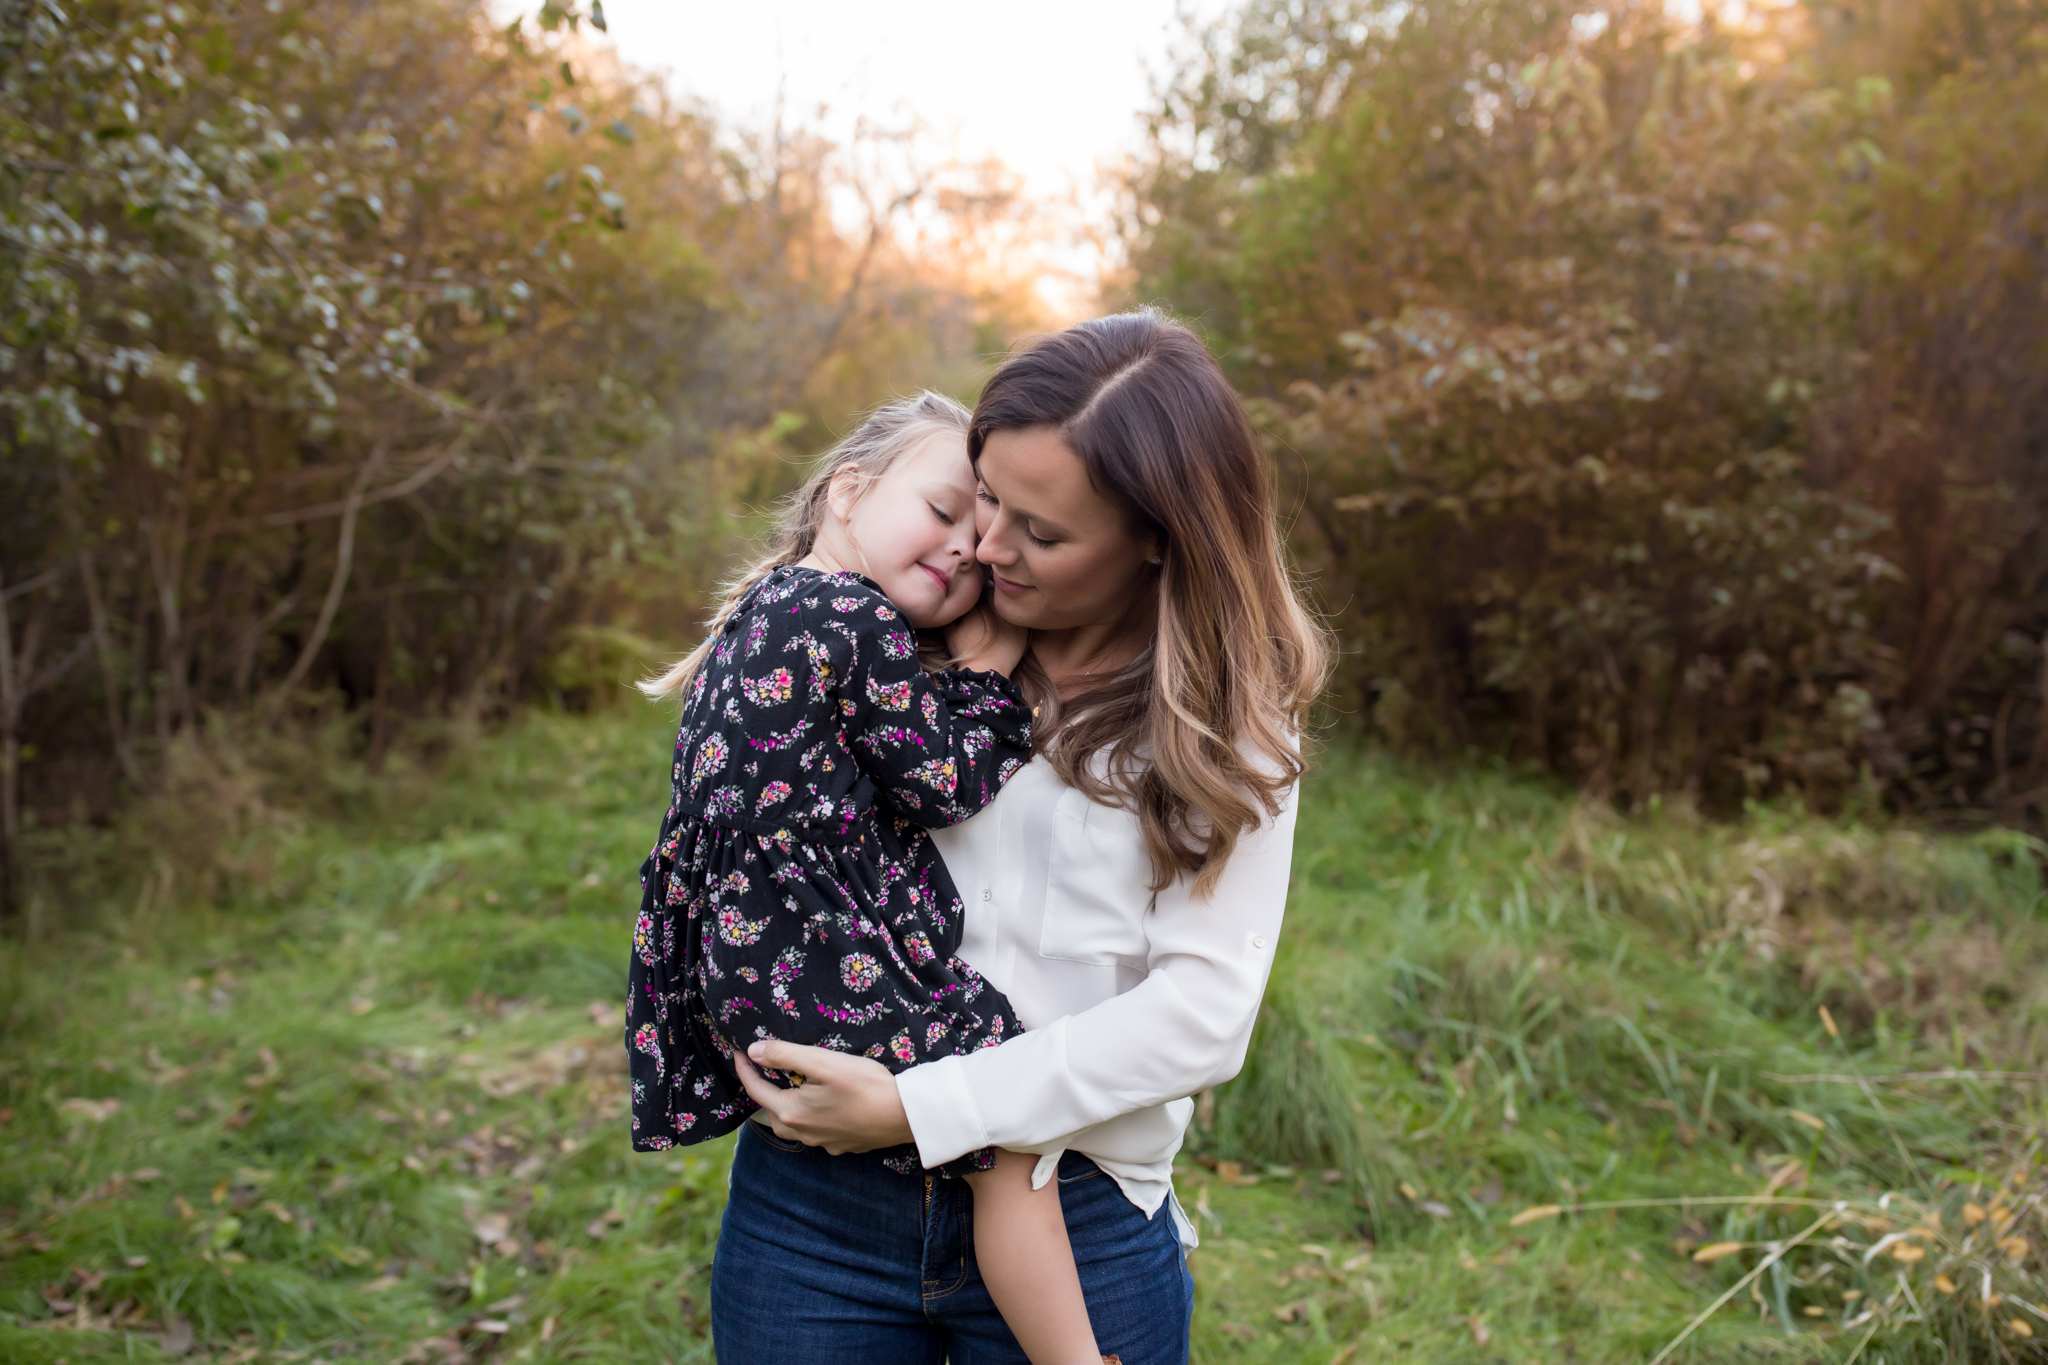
973 426 1157 632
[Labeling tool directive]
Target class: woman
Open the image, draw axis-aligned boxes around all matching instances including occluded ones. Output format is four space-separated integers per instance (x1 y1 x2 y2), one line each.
712 309 1330 1364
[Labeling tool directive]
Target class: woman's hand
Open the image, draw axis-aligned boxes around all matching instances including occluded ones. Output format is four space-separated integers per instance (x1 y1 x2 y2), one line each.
945 600 1028 677
732 1039 916 1154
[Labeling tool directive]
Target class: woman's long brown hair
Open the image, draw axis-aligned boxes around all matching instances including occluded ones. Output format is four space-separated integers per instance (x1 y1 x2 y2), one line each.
970 309 1332 896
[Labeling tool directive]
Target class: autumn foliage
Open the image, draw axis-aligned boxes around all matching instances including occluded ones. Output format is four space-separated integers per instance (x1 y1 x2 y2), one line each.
1127 0 2048 819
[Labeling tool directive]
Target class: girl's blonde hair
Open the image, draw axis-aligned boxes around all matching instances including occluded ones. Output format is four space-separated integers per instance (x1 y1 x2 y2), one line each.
639 391 974 701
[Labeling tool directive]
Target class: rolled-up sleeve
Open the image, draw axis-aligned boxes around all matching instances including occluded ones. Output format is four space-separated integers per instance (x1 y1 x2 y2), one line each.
898 786 1297 1168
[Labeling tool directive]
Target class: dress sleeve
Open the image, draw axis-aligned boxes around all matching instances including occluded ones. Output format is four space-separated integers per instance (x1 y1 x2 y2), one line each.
894 785 1298 1165
822 590 1033 828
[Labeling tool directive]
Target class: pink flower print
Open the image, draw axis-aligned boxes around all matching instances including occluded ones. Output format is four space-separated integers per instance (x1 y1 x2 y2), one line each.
755 780 792 814
866 677 915 711
737 966 759 983
718 870 751 897
770 947 804 1016
922 692 939 727
881 630 916 660
744 614 769 657
672 1113 695 1134
633 1022 665 1079
689 733 729 795
890 1031 916 1064
831 596 864 613
926 1021 949 1049
742 667 795 706
840 953 883 992
907 757 959 795
634 910 659 965
717 906 767 946
902 931 935 964
705 785 743 818
998 757 1023 783
874 604 897 621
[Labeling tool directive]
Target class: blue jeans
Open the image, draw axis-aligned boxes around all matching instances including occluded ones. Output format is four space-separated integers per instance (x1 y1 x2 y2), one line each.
712 1123 1193 1363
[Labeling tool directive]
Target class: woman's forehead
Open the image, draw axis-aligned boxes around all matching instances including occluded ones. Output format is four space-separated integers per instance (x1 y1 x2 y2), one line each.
978 428 1114 525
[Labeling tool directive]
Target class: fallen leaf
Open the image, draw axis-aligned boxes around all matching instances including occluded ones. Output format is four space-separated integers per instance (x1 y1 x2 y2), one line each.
2011 1319 2035 1338
350 996 376 1015
125 1255 149 1268
58 1097 121 1123
1693 1241 1744 1263
1510 1204 1563 1227
1935 1275 1958 1294
159 1316 194 1357
1787 1109 1826 1132
1474 1178 1503 1206
1468 1315 1491 1346
1999 1236 2030 1260
472 1213 511 1246
1890 1243 1925 1263
363 1274 402 1292
1420 1200 1454 1218
1963 1203 1987 1226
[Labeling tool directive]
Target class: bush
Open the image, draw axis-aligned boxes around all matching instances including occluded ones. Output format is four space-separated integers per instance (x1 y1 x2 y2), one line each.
1126 0 2048 821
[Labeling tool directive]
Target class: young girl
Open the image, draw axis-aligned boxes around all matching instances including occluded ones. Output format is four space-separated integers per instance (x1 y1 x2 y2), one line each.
625 392 1106 1365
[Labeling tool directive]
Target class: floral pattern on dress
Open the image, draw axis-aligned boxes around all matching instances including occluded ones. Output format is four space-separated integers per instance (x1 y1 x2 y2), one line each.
623 566 1033 1169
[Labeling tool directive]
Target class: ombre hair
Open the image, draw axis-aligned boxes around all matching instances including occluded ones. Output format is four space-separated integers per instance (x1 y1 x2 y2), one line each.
639 391 973 701
970 309 1331 896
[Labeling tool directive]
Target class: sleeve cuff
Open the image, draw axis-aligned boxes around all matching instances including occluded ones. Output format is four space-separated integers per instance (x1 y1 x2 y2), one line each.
896 1053 990 1169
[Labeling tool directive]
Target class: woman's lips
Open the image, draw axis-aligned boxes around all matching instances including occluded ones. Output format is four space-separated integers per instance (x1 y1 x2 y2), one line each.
990 570 1032 596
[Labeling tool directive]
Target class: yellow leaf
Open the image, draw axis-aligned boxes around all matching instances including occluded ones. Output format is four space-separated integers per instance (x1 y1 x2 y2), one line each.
1818 1005 1838 1038
1935 1275 1958 1294
1999 1236 2030 1261
1510 1204 1563 1227
1890 1243 1925 1263
1693 1241 1744 1263
1963 1202 1987 1226
2011 1319 2035 1339
1788 1110 1827 1132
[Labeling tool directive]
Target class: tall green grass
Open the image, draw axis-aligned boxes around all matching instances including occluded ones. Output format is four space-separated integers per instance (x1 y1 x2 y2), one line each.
2 716 2044 1362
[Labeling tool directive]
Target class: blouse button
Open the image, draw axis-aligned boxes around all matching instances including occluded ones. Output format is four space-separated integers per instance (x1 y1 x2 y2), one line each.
1252 934 1267 949
982 889 991 901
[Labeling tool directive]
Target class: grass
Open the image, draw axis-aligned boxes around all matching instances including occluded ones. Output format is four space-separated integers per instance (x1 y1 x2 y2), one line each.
2 710 2046 1363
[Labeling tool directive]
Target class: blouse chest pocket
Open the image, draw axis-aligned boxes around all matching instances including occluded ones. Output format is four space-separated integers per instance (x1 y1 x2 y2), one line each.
1038 790 1156 966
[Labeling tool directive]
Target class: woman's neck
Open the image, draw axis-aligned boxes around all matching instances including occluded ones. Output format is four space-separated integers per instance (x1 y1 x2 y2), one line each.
1031 614 1151 699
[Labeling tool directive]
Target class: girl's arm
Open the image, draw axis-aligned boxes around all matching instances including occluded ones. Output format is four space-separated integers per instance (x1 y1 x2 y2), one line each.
829 592 1033 828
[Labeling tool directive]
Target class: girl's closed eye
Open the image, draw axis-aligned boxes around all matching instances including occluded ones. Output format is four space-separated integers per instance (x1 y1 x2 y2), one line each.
929 503 957 527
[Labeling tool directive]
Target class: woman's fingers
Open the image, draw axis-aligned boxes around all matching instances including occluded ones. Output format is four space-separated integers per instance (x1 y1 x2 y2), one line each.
748 1038 832 1077
731 1047 790 1117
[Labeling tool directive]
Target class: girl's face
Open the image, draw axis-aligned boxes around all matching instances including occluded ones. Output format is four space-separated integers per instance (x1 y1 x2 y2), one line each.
972 426 1157 632
829 432 985 629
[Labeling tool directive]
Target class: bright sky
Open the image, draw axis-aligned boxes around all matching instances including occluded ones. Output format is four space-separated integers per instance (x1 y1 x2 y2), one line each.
592 0 1224 306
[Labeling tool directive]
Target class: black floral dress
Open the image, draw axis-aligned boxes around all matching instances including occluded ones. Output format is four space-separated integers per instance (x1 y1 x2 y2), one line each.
624 565 1033 1162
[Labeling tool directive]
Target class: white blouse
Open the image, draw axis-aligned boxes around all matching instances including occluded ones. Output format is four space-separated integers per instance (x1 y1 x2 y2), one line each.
895 756 1298 1245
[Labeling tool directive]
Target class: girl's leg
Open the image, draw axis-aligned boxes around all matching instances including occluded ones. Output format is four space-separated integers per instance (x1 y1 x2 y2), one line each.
712 1123 945 1365
934 1151 1192 1365
963 1149 1104 1365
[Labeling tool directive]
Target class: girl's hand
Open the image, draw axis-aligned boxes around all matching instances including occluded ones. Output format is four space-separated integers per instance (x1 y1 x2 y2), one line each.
732 1039 915 1154
945 601 1028 677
